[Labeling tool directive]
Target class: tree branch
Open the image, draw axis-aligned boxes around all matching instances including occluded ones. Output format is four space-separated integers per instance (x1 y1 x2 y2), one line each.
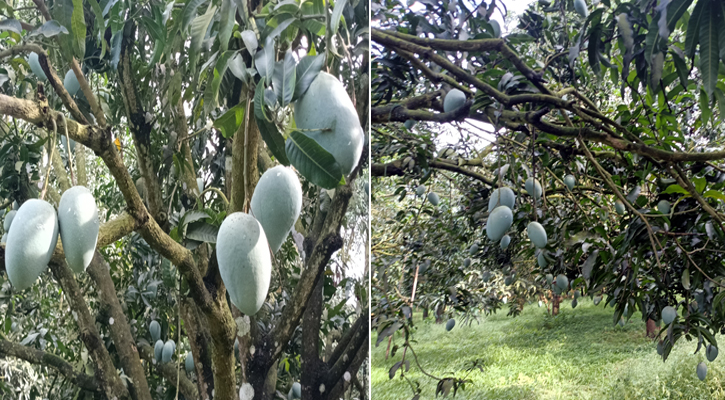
138 343 198 400
0 339 99 392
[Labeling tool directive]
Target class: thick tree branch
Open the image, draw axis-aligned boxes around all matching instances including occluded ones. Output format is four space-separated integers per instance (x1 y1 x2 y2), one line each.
48 260 130 400
86 252 152 400
0 339 99 392
325 309 369 388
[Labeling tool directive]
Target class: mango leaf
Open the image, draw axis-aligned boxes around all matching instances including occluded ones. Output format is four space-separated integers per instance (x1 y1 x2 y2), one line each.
71 0 86 59
254 36 275 84
0 19 22 34
88 0 105 36
218 0 236 52
213 103 245 139
293 54 325 100
27 20 69 38
330 0 348 36
181 0 207 33
646 0 693 68
273 50 296 107
189 5 217 77
685 0 704 60
285 130 344 189
699 0 719 97
694 176 707 193
52 0 75 58
240 30 258 55
204 51 235 112
671 48 689 88
662 184 689 195
683 268 691 290
267 16 295 41
181 210 211 226
704 190 725 202
185 221 219 243
254 77 289 165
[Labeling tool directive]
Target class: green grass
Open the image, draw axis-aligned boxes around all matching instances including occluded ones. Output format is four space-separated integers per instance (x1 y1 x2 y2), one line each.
372 298 725 399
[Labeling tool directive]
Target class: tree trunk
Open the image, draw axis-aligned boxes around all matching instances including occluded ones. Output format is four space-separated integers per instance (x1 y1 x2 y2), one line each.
646 318 658 338
435 304 445 323
422 307 429 319
552 294 560 316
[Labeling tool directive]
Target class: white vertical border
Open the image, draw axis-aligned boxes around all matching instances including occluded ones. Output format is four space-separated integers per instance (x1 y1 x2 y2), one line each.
367 0 373 397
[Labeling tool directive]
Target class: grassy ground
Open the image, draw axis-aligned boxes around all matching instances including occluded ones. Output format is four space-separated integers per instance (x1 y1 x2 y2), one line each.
372 298 725 399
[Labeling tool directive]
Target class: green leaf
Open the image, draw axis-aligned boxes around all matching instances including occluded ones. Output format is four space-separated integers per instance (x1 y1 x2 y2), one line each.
704 190 725 202
714 88 725 123
699 0 719 97
213 103 245 139
218 0 236 52
273 50 296 107
254 77 290 165
293 54 325 100
266 15 295 41
27 20 69 38
647 0 693 67
685 0 705 60
204 51 235 112
185 221 219 243
181 0 207 33
330 0 348 36
682 268 691 290
286 130 344 189
52 0 75 58
88 0 105 35
671 49 689 88
189 5 217 77
254 36 275 84
587 25 602 76
71 0 86 59
694 176 707 193
662 184 689 195
700 89 712 125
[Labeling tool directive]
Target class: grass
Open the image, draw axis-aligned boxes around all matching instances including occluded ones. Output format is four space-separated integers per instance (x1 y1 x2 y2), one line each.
372 298 725 399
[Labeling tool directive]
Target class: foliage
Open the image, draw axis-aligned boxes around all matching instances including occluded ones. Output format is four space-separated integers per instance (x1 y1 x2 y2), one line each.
372 0 725 397
0 0 369 398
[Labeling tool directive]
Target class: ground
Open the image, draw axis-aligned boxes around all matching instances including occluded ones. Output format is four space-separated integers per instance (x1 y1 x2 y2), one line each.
372 298 725 400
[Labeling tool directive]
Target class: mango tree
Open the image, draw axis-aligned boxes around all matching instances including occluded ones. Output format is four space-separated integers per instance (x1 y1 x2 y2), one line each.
372 0 725 397
0 0 368 398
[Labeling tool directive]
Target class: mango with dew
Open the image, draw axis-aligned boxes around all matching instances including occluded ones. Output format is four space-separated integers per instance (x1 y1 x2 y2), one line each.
488 187 516 212
63 69 80 96
527 221 547 248
250 166 303 254
564 174 575 190
443 89 466 112
293 72 364 175
525 178 542 199
216 213 272 315
486 206 513 241
58 186 99 273
5 200 59 291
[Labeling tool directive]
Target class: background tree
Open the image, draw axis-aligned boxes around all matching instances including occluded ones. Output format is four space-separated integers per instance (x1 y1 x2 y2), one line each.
0 0 369 398
372 0 725 397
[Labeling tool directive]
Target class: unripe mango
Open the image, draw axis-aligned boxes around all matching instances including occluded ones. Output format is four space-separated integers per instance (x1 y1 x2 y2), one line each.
290 382 301 399
488 187 516 212
3 210 16 230
415 185 426 196
443 89 466 113
527 222 547 248
564 175 575 190
185 352 194 373
63 70 80 96
662 306 677 324
196 178 203 194
525 178 542 199
154 339 164 362
556 274 568 290
500 234 511 250
537 252 547 267
490 20 501 38
445 318 455 331
697 362 707 381
428 192 440 206
28 52 47 80
250 166 303 254
162 340 174 363
657 200 670 214
58 186 99 273
149 320 161 342
573 0 588 18
486 206 513 241
615 200 626 215
404 120 415 129
5 200 59 290
469 244 479 255
463 258 471 268
546 273 553 285
293 72 364 175
216 213 272 315
707 344 718 362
